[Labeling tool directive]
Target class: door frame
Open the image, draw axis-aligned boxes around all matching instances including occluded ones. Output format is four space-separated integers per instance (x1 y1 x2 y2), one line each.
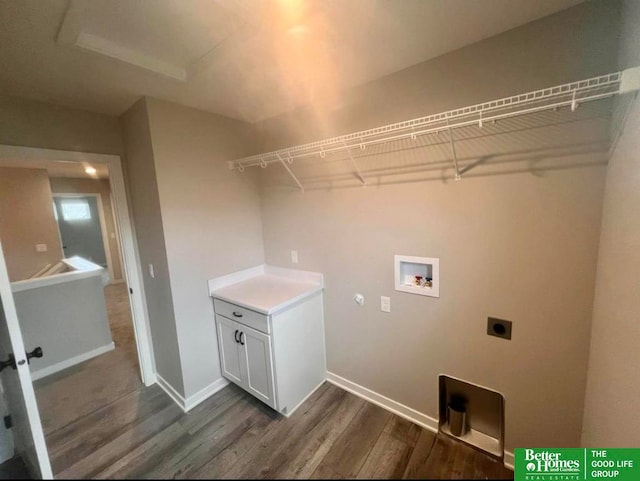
0 145 156 386
52 192 117 283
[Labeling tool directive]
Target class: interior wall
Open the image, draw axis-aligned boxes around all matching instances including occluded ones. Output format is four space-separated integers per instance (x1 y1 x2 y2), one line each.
144 97 264 399
256 0 619 453
581 0 640 448
0 95 123 155
49 177 124 281
256 1 620 150
0 167 63 281
120 98 184 394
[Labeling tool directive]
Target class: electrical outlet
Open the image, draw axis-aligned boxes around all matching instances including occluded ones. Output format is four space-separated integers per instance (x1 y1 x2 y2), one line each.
35 244 47 252
381 296 391 313
148 264 155 278
291 250 298 264
487 317 512 340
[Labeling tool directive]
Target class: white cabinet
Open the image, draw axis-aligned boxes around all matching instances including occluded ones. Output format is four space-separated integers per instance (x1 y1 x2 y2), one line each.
241 325 275 406
213 287 325 417
216 315 244 386
215 315 276 409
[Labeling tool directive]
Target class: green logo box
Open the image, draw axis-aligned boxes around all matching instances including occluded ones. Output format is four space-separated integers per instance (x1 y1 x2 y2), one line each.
515 448 640 481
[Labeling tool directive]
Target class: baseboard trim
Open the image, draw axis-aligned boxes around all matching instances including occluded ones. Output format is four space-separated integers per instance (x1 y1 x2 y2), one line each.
30 342 115 381
327 371 512 470
282 379 325 418
504 450 514 470
326 371 439 433
184 377 229 412
155 374 186 411
155 374 229 413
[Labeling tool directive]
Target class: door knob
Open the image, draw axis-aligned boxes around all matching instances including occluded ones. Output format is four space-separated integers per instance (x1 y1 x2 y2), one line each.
26 347 43 364
0 347 43 372
0 354 16 372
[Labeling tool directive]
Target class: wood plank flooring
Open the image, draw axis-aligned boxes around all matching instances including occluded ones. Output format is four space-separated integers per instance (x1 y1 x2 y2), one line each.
30 283 513 479
0 456 30 479
34 284 142 435
46 381 513 479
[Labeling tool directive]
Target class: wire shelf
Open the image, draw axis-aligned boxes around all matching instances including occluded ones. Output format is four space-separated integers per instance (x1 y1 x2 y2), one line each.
229 67 640 190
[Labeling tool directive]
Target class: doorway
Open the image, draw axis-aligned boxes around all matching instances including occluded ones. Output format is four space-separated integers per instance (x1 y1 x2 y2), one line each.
53 195 108 270
0 145 155 476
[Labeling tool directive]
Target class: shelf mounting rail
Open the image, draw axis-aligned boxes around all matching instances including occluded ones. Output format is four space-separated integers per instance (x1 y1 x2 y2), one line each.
229 67 640 189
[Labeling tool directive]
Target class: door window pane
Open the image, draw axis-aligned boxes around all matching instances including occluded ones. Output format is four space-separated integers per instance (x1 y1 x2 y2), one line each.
60 199 91 221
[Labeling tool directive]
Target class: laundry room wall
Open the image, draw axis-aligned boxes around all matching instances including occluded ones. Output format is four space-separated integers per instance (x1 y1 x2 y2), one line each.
581 0 640 448
255 0 619 452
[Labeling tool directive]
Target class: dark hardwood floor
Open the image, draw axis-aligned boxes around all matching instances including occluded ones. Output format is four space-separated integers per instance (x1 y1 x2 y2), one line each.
34 284 142 436
0 456 30 479
47 381 513 479
29 283 512 479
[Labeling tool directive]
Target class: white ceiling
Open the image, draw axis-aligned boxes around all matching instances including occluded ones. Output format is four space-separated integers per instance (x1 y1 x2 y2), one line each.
0 0 584 123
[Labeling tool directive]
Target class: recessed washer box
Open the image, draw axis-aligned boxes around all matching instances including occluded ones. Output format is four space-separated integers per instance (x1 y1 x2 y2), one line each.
394 255 440 298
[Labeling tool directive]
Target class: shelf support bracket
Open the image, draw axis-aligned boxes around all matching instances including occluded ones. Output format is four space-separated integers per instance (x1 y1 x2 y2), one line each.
570 89 578 112
276 154 304 192
343 142 367 186
446 119 461 180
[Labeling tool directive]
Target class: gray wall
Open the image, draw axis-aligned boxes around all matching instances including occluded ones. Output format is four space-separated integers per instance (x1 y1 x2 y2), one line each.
13 274 113 376
120 99 184 394
256 0 619 452
120 98 264 399
256 1 620 150
581 0 640 447
0 95 123 155
144 98 265 399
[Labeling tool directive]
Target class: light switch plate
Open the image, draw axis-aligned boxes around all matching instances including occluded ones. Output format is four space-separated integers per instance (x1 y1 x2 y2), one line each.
381 296 391 312
35 244 47 252
291 250 298 264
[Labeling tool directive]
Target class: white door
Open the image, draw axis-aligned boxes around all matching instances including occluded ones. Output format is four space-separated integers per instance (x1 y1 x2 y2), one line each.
240 325 276 409
215 315 244 387
0 239 52 478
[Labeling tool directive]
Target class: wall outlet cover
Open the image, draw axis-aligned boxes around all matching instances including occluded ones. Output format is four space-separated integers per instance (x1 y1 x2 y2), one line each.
381 296 391 313
487 317 512 340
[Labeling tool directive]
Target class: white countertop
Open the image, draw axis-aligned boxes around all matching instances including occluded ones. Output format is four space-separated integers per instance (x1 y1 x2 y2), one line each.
209 266 323 315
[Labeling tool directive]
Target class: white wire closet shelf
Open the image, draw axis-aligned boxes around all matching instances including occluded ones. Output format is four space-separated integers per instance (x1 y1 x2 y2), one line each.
229 67 640 191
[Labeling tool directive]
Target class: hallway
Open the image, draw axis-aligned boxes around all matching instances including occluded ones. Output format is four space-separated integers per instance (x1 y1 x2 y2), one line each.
34 283 141 435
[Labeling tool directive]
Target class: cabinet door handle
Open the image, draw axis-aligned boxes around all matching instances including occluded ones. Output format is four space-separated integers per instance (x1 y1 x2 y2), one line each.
239 331 245 346
234 329 239 343
233 311 243 318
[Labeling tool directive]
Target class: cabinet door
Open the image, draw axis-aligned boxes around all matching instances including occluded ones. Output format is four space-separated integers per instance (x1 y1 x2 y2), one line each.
215 315 244 387
239 324 276 409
